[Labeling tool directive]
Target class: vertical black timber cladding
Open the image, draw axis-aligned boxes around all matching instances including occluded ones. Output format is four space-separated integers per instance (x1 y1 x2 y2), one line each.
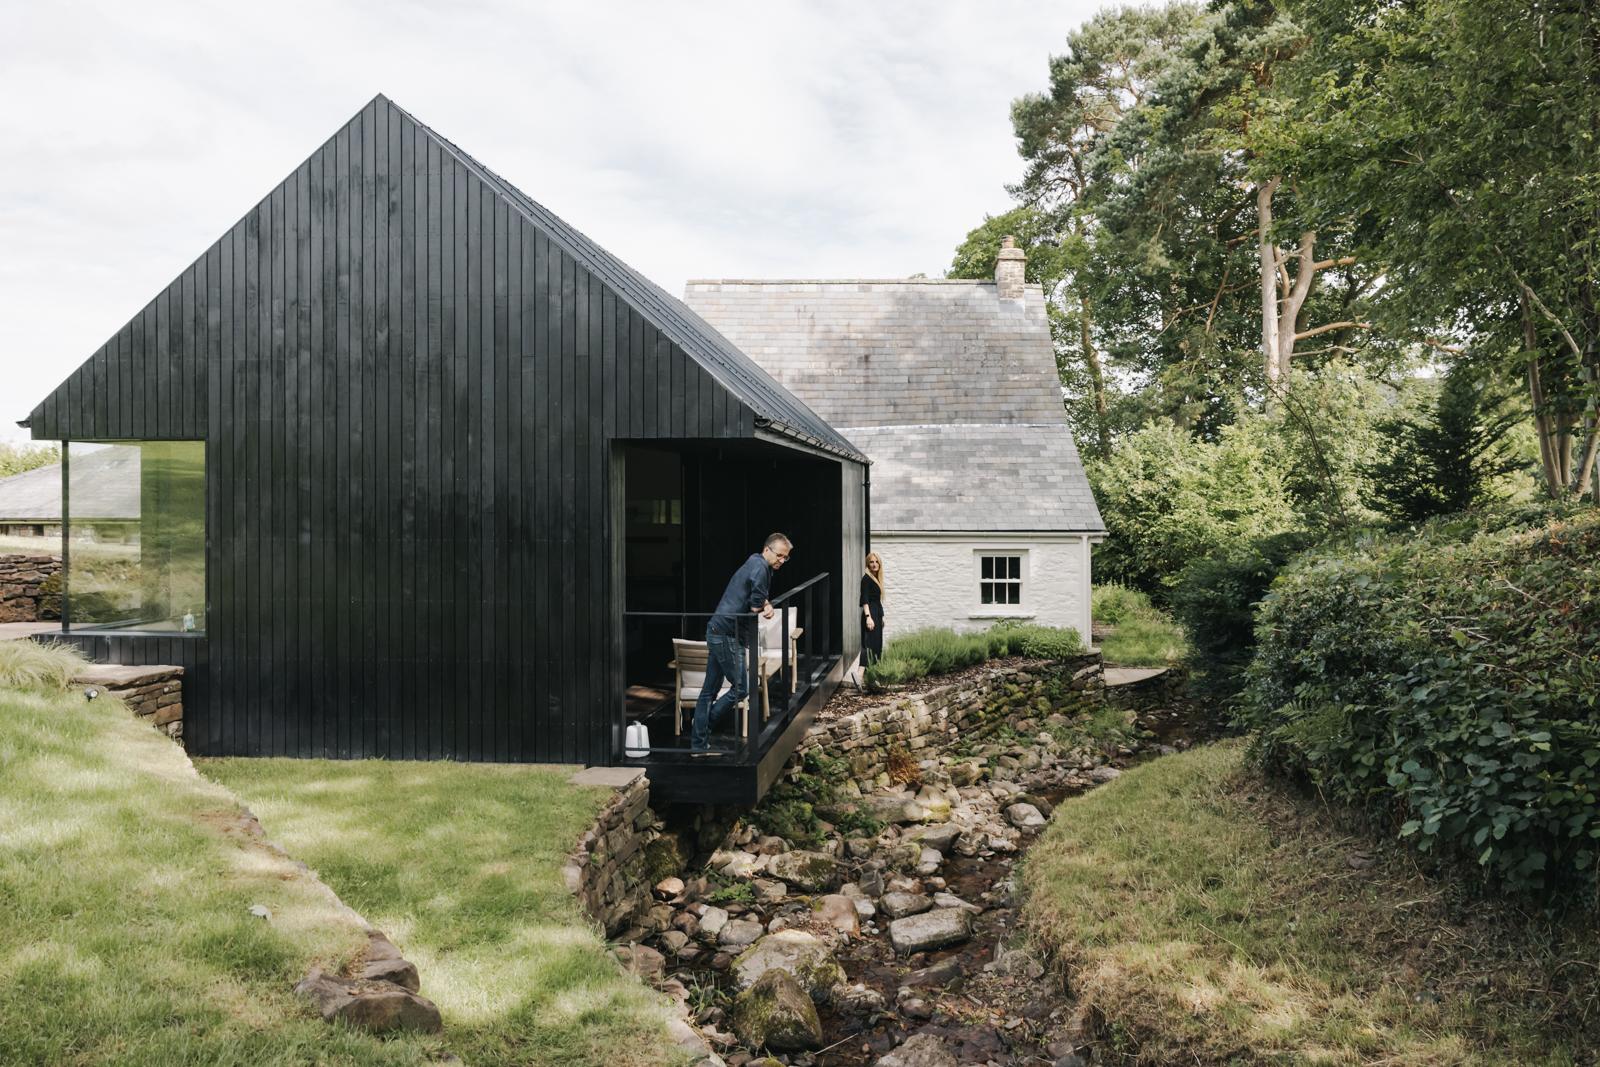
25 97 863 764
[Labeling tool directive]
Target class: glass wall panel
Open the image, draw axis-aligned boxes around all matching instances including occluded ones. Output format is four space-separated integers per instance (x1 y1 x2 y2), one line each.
66 441 205 632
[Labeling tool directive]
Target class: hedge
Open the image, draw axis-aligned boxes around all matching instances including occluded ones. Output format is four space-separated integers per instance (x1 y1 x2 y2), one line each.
1241 511 1600 892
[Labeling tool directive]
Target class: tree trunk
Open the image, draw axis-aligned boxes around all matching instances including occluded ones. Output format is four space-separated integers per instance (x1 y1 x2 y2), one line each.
1258 178 1282 394
1523 291 1570 496
1080 291 1111 454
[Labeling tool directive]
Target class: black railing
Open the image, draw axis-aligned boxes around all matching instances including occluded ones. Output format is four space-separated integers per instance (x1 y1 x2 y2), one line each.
619 571 832 761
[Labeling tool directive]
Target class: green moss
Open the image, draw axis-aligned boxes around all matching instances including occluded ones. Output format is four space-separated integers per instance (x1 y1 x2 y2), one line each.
642 833 686 885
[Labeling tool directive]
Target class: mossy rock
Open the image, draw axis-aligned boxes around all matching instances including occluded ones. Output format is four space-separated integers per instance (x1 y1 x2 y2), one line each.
730 969 822 1052
733 930 845 1001
642 832 686 884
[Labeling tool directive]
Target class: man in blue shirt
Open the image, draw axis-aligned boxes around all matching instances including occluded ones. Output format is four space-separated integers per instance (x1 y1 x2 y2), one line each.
692 532 792 754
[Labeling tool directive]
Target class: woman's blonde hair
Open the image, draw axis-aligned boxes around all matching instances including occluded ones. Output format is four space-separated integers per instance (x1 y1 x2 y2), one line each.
864 551 885 592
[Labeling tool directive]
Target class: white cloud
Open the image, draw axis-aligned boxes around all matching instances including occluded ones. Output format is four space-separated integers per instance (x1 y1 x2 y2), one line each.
0 0 1099 440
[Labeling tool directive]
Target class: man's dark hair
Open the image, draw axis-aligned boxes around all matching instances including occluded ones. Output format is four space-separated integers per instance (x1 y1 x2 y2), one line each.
764 532 792 551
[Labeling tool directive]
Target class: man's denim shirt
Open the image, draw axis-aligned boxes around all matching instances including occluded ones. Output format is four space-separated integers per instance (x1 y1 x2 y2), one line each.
707 553 770 638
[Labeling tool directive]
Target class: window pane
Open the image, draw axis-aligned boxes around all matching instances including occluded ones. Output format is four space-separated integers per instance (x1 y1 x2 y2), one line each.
980 582 994 605
1006 583 1020 604
1008 556 1020 579
981 556 993 579
67 441 205 632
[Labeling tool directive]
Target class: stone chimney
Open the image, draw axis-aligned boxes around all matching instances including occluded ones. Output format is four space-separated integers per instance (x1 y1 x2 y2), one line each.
995 235 1026 300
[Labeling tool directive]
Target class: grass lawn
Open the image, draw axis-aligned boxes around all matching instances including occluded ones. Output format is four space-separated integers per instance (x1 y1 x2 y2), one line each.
0 640 436 1066
1022 741 1600 1066
200 757 682 1067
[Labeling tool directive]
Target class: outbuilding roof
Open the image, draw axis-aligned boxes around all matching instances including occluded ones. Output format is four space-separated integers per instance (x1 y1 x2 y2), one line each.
0 446 138 522
683 278 1104 533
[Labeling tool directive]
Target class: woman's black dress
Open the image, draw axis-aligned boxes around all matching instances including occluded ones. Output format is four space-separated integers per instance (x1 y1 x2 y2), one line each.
860 573 884 664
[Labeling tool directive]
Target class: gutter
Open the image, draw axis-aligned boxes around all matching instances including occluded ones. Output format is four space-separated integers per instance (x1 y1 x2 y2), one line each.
752 415 870 465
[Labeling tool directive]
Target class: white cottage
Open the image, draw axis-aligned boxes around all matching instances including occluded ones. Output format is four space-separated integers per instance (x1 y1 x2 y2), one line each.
684 241 1106 644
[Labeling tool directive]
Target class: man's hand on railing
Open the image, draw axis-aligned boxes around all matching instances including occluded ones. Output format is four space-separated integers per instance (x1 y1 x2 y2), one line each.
759 601 775 620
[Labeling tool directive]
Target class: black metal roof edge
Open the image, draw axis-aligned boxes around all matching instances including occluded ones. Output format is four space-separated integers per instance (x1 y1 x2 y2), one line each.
752 416 871 464
387 98 868 465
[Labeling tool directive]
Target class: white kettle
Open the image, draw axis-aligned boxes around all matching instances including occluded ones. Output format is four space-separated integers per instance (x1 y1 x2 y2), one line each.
624 721 650 758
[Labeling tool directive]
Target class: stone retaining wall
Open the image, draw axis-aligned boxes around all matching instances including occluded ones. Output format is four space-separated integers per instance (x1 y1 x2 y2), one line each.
565 775 666 936
74 663 185 742
0 554 62 622
1104 664 1188 708
564 654 1106 936
797 653 1104 793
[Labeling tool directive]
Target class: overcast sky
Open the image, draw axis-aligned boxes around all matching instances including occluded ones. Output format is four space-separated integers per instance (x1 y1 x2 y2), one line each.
0 0 1101 444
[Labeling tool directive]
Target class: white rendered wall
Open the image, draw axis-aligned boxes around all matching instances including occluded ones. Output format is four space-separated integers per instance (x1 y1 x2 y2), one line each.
867 534 1092 646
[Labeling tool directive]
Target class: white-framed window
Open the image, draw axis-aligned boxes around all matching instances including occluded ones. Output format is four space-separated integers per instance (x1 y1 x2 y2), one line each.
978 552 1023 606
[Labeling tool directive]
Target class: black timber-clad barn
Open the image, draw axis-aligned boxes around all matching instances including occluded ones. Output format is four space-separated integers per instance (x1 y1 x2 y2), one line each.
23 95 869 803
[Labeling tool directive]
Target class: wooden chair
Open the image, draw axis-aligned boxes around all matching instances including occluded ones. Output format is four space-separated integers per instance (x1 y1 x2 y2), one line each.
669 638 748 739
669 613 801 739
758 607 804 695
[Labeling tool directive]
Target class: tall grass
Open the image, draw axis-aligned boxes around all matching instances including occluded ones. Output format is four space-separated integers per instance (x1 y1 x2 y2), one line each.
1022 742 1600 1064
0 637 82 691
1091 584 1187 667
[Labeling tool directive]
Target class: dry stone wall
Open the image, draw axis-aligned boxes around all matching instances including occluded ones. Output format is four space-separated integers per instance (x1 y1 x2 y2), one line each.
74 663 185 742
563 654 1105 936
798 653 1104 793
565 775 666 936
0 554 61 622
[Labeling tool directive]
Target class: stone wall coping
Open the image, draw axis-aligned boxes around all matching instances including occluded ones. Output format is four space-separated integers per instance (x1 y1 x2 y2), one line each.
73 663 184 686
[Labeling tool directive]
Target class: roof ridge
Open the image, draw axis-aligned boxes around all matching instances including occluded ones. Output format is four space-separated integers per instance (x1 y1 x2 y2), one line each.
840 422 1072 431
385 99 865 463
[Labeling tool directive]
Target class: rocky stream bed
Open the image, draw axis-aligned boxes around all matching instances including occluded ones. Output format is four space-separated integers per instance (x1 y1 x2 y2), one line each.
612 687 1203 1067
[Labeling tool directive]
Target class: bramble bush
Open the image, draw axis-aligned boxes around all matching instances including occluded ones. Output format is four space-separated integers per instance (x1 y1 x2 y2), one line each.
1241 511 1600 893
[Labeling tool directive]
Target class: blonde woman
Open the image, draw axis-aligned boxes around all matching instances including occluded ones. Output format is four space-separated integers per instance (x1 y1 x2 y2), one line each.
861 552 886 665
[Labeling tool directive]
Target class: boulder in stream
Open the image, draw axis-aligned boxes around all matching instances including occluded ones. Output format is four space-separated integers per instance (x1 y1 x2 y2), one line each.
765 849 842 892
874 1031 959 1066
730 968 823 1052
880 891 932 919
888 907 973 955
1005 802 1046 829
733 929 845 1001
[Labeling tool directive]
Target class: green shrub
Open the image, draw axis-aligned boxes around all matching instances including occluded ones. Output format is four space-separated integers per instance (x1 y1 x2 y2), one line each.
1240 512 1600 894
1091 583 1164 626
863 624 1084 689
1087 420 1302 599
1008 625 1086 660
1170 530 1318 700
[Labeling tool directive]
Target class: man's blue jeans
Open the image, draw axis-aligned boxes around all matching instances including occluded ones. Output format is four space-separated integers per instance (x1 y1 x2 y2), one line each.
692 634 748 750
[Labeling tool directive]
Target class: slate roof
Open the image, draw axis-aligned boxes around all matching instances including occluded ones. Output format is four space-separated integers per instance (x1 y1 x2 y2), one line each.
683 279 1105 533
0 446 139 521
391 99 865 465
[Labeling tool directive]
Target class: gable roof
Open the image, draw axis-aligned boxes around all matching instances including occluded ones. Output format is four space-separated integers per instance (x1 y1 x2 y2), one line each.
378 100 864 463
683 279 1104 533
22 95 864 465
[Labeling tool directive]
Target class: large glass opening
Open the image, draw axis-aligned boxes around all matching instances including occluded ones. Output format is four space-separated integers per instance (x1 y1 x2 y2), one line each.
66 441 205 633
